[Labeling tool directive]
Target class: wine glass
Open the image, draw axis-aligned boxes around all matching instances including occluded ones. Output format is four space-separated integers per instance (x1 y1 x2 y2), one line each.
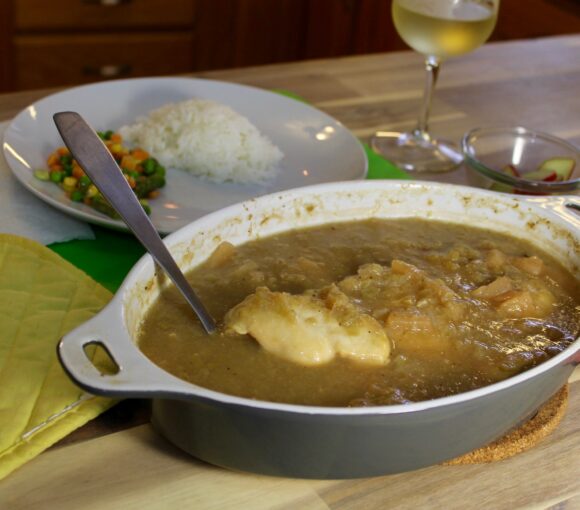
371 0 500 173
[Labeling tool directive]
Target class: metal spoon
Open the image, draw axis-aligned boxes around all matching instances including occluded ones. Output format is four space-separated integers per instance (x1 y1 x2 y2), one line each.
53 111 216 334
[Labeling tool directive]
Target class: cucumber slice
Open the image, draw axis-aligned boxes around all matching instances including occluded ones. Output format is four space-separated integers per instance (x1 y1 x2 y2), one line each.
522 169 557 181
490 182 514 193
537 157 575 181
33 169 50 181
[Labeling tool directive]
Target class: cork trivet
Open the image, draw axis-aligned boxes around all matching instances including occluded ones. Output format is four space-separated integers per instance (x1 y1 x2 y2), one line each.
443 384 568 465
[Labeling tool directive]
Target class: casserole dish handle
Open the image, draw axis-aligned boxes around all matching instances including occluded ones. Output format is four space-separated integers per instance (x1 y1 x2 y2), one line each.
58 304 193 399
541 196 580 368
562 197 580 217
541 196 580 224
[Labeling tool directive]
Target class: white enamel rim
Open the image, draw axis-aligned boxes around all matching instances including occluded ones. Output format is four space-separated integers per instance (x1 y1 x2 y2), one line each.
68 180 580 415
3 77 367 234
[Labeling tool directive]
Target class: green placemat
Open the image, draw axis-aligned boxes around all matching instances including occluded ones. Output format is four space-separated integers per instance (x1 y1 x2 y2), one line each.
48 92 408 291
49 228 145 293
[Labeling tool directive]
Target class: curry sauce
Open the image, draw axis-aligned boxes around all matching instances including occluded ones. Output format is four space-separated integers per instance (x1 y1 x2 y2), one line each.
138 219 580 406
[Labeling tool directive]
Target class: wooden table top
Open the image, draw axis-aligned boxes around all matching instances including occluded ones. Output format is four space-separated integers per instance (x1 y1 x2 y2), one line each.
1 35 580 509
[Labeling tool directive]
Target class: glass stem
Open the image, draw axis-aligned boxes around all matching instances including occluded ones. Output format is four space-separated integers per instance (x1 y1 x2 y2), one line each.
414 55 441 141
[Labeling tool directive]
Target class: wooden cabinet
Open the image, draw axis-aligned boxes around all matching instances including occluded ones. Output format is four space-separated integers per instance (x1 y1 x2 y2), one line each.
1 0 579 93
493 0 580 41
14 33 194 90
14 0 195 30
190 0 308 71
303 0 407 59
3 0 196 91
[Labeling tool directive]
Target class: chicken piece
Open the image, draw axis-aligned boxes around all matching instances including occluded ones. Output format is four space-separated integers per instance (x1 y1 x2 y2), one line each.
390 259 423 278
485 249 508 271
224 286 391 366
385 310 449 355
512 255 544 276
472 276 555 318
495 290 536 318
525 281 556 316
471 276 513 302
296 256 323 274
206 241 236 269
340 260 466 321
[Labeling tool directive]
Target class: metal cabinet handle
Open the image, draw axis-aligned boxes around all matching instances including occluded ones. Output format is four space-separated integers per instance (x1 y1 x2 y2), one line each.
82 0 133 6
82 64 132 78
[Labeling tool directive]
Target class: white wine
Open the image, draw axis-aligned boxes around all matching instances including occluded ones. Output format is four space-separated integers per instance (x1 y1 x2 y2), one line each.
393 0 498 59
371 0 498 172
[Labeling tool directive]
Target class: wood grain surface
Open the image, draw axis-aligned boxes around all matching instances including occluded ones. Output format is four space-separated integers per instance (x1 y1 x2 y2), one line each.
1 35 579 509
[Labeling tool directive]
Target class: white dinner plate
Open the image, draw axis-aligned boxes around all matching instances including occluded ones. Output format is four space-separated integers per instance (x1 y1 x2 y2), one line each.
2 77 367 234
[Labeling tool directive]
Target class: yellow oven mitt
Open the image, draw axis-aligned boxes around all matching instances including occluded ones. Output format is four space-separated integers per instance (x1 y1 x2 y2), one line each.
0 234 115 480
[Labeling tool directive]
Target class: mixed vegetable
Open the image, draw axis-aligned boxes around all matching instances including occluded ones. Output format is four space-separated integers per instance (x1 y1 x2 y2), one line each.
491 156 575 194
34 130 166 217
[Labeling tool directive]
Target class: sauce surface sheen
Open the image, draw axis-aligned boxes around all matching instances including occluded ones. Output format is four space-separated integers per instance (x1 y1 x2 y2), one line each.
138 218 580 407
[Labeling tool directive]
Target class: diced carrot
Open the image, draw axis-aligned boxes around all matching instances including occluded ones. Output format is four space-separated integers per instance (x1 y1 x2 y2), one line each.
131 149 149 162
110 133 122 143
50 164 63 173
120 155 137 171
148 190 160 199
57 147 70 156
83 197 92 205
72 166 85 179
125 174 136 189
47 153 60 166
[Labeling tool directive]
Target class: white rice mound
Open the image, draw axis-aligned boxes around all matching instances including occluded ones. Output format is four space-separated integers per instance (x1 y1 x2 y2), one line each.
119 99 284 184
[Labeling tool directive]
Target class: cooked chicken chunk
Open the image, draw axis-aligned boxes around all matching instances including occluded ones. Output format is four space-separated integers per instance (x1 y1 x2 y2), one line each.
224 285 391 366
385 310 449 355
513 255 544 276
206 241 236 268
485 248 508 271
471 276 555 318
471 276 514 301
339 260 466 322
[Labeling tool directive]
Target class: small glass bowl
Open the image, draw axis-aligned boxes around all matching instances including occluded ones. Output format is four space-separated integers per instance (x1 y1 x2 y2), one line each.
462 126 580 195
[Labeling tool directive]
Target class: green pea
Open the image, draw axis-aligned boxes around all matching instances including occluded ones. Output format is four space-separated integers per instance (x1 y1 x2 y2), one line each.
143 158 156 175
71 190 84 202
97 130 113 141
50 171 64 183
139 199 151 215
79 175 92 187
60 154 73 165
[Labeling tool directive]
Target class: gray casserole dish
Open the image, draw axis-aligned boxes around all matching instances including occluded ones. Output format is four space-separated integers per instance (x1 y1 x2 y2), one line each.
58 181 580 479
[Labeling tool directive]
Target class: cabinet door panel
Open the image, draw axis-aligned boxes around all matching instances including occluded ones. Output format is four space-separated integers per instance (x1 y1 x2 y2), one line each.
303 0 406 59
14 33 194 90
14 0 195 30
192 0 307 70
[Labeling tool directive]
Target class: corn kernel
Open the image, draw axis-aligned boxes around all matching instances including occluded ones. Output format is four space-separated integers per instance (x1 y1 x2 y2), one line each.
62 176 78 192
86 184 98 198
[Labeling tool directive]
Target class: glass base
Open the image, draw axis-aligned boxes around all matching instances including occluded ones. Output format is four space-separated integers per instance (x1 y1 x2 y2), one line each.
370 131 463 173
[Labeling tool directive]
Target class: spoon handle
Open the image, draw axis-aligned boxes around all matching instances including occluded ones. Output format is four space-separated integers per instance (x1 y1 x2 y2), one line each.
53 111 216 334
